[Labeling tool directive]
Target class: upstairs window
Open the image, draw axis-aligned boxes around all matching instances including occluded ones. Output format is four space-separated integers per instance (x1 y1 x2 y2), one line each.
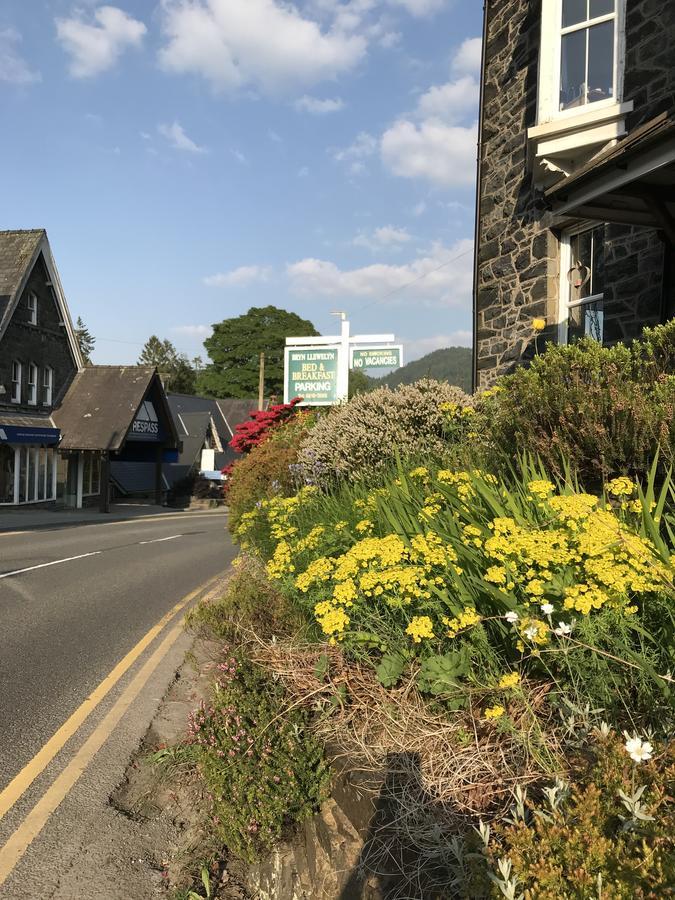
42 367 53 406
11 362 22 404
27 292 38 325
560 0 617 111
27 363 37 405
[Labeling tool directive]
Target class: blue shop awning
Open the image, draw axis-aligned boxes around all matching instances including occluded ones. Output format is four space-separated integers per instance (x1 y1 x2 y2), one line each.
0 423 61 445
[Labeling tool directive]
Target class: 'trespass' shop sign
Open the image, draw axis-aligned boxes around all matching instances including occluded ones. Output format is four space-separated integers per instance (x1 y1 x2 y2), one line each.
284 346 340 405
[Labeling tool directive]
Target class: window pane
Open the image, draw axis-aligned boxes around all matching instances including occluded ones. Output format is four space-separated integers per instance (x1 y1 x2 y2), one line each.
569 230 593 301
560 29 587 109
28 449 38 502
38 449 47 501
18 448 27 502
590 0 613 17
83 453 92 495
562 0 587 27
568 299 604 343
590 226 605 294
0 446 15 503
46 450 55 500
588 20 614 103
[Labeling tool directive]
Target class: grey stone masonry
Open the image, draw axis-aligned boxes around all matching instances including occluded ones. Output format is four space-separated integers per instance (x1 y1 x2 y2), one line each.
474 0 675 389
0 253 78 415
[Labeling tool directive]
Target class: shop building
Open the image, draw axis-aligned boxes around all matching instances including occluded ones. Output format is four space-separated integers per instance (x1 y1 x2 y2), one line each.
0 229 179 509
0 230 82 506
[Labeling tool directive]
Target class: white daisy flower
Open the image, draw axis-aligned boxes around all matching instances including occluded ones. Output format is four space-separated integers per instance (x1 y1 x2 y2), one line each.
540 603 554 616
624 735 653 763
505 611 519 623
524 626 538 640
553 621 573 637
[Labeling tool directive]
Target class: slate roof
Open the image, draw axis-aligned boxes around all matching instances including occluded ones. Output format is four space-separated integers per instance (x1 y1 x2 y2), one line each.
167 393 260 447
54 366 175 451
0 411 56 428
0 230 44 331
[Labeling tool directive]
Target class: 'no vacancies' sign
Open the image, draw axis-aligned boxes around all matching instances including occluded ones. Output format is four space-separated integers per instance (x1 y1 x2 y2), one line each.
351 346 402 370
285 346 340 405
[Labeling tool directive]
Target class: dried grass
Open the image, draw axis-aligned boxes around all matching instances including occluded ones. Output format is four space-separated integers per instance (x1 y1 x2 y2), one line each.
248 638 565 821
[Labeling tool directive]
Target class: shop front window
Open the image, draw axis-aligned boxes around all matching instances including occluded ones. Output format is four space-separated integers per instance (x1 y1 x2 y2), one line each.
0 446 15 504
561 224 605 344
82 453 101 496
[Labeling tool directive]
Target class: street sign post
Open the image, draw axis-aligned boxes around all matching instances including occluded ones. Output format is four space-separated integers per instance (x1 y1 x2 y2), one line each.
285 318 398 406
350 345 403 370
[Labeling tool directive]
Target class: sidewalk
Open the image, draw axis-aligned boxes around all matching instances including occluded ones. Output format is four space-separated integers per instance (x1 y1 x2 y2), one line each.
0 503 226 533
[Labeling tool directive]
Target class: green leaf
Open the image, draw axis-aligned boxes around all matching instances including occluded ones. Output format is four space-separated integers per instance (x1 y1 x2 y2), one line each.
375 653 406 688
417 651 470 697
314 653 329 682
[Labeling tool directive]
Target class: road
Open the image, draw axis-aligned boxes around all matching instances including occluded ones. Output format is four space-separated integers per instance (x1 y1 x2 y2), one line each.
0 509 235 898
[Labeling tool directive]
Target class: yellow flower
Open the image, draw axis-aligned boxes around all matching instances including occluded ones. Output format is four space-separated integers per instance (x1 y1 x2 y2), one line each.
405 615 435 643
355 519 373 534
532 317 546 332
498 672 521 689
484 705 505 720
443 607 481 638
607 476 635 498
315 603 350 637
409 466 430 480
527 479 555 500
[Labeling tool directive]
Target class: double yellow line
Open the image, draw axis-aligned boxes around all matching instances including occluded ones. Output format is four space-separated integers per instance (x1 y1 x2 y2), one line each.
0 572 223 887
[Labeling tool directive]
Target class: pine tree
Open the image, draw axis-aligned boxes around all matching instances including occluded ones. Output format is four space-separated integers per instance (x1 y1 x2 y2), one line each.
74 316 95 364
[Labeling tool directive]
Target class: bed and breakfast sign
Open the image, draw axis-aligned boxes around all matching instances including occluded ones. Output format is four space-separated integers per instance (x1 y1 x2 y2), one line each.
284 346 340 406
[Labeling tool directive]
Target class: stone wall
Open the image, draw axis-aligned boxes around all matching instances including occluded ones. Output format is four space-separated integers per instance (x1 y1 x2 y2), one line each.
475 0 559 390
475 0 674 388
0 254 77 414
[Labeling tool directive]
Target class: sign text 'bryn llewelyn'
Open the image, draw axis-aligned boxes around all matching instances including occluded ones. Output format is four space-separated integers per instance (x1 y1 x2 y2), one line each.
285 347 339 406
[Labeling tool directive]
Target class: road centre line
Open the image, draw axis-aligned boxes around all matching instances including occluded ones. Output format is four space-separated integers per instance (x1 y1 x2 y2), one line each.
0 619 187 887
0 552 102 580
0 573 223 825
139 534 182 545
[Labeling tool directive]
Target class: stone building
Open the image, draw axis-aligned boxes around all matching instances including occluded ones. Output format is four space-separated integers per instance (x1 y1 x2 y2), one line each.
0 229 179 509
473 0 675 388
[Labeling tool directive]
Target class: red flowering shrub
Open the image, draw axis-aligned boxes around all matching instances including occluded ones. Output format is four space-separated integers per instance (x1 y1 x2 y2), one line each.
229 397 303 454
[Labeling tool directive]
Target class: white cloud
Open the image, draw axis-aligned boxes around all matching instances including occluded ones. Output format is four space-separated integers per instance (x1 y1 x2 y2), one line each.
452 36 482 76
203 265 272 287
295 94 345 114
287 238 473 307
158 0 366 94
0 27 41 84
172 324 212 338
416 75 479 123
412 200 427 216
267 128 283 143
158 121 207 153
231 148 248 164
56 5 146 78
381 118 476 186
298 166 310 177
388 0 446 15
353 225 412 251
374 36 480 187
404 330 472 361
334 131 377 162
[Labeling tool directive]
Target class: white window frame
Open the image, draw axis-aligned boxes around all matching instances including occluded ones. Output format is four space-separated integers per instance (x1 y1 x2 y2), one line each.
27 363 38 406
42 366 54 406
27 292 38 325
537 0 626 126
0 447 57 505
557 224 605 345
11 361 22 404
81 452 101 497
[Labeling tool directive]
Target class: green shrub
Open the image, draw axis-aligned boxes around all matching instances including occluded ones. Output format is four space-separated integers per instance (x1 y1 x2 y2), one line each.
476 322 675 485
226 412 315 533
186 652 330 862
297 379 472 489
185 554 306 641
487 730 675 899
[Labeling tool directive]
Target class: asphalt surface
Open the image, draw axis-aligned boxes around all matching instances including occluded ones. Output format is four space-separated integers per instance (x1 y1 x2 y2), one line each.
0 510 235 898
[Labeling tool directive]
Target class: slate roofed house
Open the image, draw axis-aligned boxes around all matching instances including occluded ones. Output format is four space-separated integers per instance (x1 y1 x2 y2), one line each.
473 0 675 389
0 228 179 510
0 230 82 506
108 394 260 500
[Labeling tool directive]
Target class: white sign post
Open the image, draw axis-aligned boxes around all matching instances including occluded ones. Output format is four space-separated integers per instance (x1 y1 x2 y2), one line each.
285 317 398 406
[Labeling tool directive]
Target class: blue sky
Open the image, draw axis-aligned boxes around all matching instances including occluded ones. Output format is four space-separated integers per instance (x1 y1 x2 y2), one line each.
1 0 482 365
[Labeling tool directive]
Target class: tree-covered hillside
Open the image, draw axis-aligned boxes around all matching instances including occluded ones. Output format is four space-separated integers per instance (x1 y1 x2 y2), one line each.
371 346 472 393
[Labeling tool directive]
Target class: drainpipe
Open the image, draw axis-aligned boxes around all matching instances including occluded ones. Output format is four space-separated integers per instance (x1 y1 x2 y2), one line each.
472 0 489 394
